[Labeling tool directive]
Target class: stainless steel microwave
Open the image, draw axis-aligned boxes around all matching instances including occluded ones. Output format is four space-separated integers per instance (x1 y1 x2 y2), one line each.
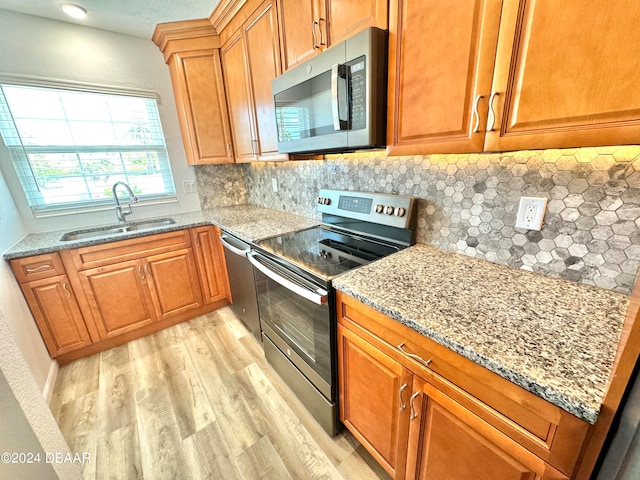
271 27 387 155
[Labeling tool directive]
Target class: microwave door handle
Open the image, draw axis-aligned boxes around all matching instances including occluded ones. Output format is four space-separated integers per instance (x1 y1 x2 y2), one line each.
331 64 349 131
247 252 328 305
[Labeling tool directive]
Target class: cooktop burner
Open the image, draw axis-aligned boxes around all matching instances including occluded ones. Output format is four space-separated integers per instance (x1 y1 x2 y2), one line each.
297 248 350 266
256 226 399 281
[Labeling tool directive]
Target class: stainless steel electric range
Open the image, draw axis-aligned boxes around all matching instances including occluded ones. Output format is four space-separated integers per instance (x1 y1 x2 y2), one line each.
247 189 417 435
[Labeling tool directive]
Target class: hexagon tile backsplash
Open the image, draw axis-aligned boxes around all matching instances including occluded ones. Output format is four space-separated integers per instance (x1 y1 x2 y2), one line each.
195 146 640 295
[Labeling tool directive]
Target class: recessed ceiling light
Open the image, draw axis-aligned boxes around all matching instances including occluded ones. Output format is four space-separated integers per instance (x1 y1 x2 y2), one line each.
60 3 87 20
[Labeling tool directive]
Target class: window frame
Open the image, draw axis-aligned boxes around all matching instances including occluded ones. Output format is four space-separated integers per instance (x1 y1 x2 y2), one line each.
0 77 177 218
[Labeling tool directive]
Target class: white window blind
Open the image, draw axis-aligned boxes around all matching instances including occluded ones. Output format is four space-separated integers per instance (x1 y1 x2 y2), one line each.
0 84 176 216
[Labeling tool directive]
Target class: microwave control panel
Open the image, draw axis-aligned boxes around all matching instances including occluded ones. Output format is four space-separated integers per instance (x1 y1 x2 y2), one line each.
348 56 366 131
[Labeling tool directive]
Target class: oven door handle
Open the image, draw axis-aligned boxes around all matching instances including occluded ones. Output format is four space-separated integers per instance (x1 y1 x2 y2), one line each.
247 252 328 305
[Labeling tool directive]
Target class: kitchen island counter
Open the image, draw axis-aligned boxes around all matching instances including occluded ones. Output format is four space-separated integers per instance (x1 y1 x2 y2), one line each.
3 204 319 259
333 243 629 424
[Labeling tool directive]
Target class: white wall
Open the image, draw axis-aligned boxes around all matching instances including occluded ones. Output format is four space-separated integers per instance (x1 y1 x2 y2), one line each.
0 161 53 392
0 9 201 233
0 10 200 477
0 167 80 478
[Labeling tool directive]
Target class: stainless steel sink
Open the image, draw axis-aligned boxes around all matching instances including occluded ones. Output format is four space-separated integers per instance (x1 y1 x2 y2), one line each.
60 218 176 242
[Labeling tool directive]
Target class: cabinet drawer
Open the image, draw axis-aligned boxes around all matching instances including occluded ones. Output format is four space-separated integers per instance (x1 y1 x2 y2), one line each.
11 253 66 283
68 230 192 270
337 291 589 475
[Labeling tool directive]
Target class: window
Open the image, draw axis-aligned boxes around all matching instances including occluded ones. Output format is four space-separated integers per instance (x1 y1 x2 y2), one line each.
0 83 176 216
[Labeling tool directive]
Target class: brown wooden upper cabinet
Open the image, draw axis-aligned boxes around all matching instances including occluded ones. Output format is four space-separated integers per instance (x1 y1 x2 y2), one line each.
153 20 235 165
388 0 640 156
278 0 388 71
220 0 285 162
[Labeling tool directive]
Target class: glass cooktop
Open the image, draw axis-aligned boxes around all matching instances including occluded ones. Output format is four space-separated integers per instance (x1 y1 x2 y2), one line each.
256 226 399 281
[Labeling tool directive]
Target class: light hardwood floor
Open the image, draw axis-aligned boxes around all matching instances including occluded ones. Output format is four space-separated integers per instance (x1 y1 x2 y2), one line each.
49 307 391 480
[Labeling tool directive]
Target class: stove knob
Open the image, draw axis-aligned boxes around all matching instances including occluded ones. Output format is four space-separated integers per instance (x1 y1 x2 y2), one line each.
317 197 323 205
385 205 394 215
375 204 384 213
395 207 406 217
323 197 331 205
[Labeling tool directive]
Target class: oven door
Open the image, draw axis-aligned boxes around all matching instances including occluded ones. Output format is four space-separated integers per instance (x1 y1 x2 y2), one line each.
247 251 333 400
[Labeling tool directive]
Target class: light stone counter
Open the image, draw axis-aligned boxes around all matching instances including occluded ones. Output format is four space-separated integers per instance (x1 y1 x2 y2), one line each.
3 205 319 259
332 244 629 424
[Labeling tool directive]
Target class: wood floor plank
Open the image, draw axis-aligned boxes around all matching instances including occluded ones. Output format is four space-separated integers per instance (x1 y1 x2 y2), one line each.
98 344 135 435
129 335 192 480
152 328 215 440
236 362 344 479
205 320 254 375
56 391 99 480
238 333 365 467
50 351 100 417
235 435 294 480
181 420 242 479
95 422 143 480
52 306 389 480
183 320 263 457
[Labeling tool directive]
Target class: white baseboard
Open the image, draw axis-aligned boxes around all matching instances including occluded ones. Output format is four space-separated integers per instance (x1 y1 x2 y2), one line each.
42 359 59 405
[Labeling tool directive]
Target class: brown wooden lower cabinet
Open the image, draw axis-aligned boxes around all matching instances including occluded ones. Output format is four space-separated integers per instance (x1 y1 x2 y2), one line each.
18 274 92 357
337 291 588 479
409 380 568 480
192 225 231 304
338 321 412 478
78 259 158 339
10 228 230 362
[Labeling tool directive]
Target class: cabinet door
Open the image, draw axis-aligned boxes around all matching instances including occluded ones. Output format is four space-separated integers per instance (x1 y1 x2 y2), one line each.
486 0 640 151
145 248 203 320
244 0 284 159
338 323 412 479
387 0 503 156
277 0 319 70
20 274 92 357
79 260 156 339
192 226 230 305
410 381 569 480
169 49 234 164
221 33 257 162
323 0 387 47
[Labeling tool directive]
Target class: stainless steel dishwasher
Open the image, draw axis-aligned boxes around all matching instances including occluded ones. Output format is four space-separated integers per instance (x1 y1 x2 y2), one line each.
219 231 261 341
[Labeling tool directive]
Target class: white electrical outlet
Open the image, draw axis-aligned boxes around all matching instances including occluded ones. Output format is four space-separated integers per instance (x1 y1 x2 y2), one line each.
182 180 196 193
515 197 548 230
272 178 278 192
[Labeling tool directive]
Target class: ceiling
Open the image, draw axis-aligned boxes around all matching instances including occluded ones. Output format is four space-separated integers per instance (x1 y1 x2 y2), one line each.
0 0 220 39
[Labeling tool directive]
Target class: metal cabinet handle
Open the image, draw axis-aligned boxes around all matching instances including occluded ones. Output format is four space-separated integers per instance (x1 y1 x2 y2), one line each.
62 282 71 299
138 265 145 281
397 342 432 367
312 20 319 49
226 143 232 158
252 139 259 156
26 264 52 273
399 383 408 411
487 91 498 132
318 18 326 46
472 93 483 133
145 263 152 279
410 391 420 420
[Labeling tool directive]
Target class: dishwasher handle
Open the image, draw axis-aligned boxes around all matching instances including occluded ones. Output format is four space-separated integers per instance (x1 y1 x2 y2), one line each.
247 252 328 305
220 234 251 257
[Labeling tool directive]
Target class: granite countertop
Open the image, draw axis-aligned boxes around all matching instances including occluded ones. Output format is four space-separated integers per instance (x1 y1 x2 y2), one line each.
332 244 629 424
3 205 319 259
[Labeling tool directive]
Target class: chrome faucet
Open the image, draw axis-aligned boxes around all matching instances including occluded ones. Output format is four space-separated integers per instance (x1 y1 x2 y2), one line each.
112 181 138 223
